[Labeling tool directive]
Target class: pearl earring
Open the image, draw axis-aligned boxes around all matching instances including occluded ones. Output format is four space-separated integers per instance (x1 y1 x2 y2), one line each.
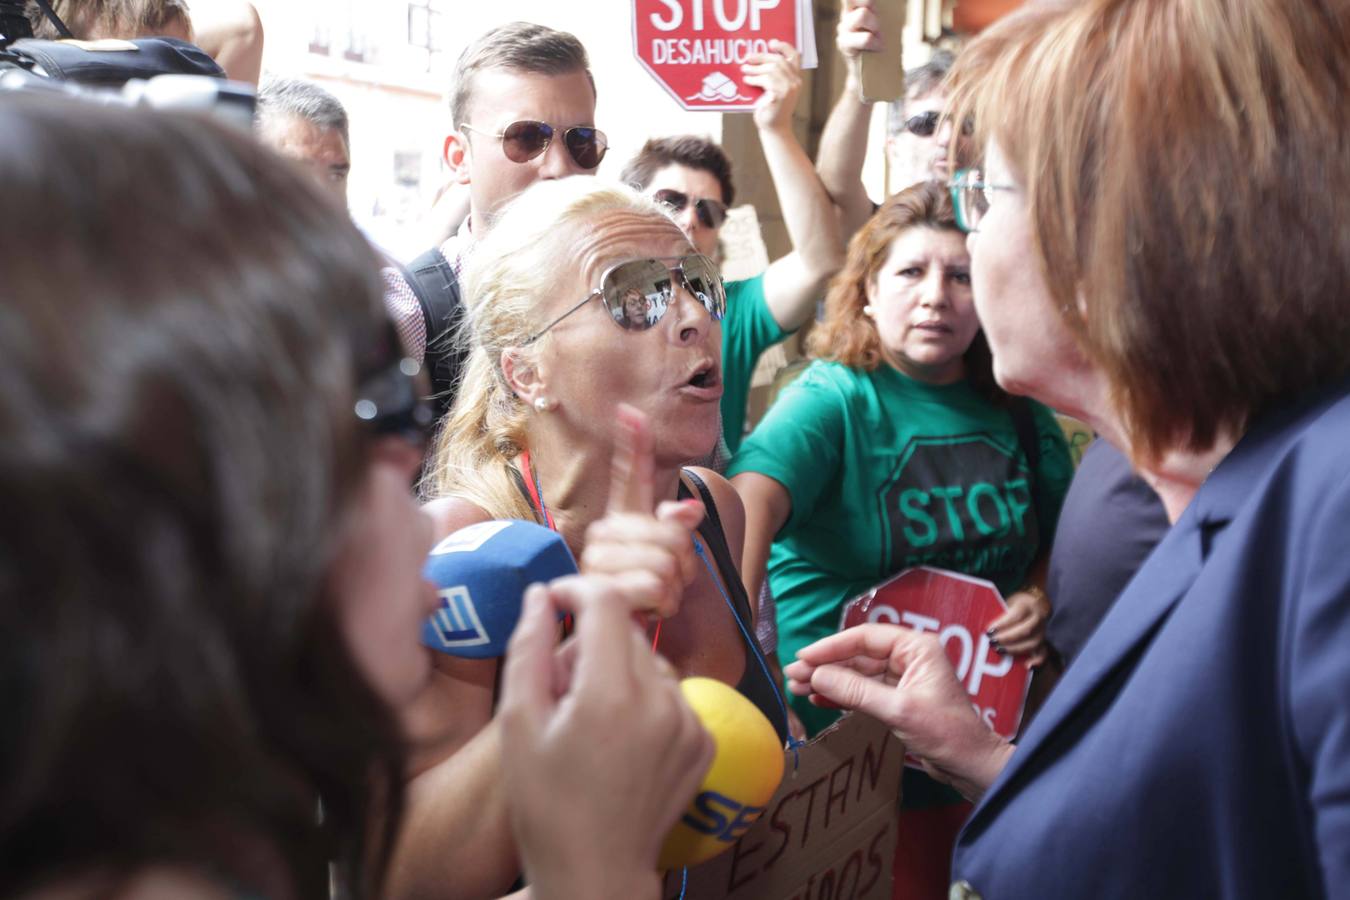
862 304 876 317
533 397 552 412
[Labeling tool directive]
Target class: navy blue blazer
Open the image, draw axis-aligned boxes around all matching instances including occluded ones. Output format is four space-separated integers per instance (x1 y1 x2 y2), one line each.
952 379 1350 898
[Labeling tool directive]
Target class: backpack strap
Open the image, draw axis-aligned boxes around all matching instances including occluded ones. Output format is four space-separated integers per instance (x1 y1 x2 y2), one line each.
404 247 467 421
31 0 74 38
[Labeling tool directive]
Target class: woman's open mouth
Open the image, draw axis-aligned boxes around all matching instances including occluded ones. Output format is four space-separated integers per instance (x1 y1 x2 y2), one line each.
680 360 723 399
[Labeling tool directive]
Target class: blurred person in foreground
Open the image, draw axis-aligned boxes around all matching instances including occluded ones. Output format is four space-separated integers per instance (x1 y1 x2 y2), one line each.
787 0 1350 896
0 95 710 900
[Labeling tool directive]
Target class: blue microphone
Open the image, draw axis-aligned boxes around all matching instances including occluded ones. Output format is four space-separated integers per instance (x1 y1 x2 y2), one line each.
420 519 578 658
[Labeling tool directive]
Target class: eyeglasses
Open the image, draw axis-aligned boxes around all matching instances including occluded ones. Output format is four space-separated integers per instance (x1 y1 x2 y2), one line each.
459 120 608 170
901 110 975 138
948 167 1016 234
522 255 726 344
353 320 435 446
653 188 728 230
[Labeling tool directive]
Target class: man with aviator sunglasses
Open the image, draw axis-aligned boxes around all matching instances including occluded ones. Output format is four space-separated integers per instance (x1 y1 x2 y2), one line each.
382 22 603 419
619 40 843 458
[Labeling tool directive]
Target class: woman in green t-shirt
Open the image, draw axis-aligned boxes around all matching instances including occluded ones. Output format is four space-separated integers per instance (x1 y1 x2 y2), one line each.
730 180 1072 896
731 181 1073 736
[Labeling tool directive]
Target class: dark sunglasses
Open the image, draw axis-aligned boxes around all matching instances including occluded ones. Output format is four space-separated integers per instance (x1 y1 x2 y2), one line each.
653 188 728 230
353 320 435 446
902 110 975 138
459 119 608 170
523 254 726 344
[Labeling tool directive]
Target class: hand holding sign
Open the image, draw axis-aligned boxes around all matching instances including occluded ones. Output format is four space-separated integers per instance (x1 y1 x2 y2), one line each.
581 403 705 619
837 0 885 64
499 576 714 897
785 623 1013 801
633 0 808 111
987 587 1052 664
742 39 802 132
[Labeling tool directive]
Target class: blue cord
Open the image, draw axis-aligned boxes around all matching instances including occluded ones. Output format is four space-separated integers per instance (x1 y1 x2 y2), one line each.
692 537 807 768
677 866 688 900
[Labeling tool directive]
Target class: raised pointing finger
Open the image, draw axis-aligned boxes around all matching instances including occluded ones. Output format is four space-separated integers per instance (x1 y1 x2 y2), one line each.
606 403 655 516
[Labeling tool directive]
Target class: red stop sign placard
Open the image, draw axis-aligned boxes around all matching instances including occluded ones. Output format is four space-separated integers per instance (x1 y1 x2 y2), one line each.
840 567 1031 741
632 0 801 111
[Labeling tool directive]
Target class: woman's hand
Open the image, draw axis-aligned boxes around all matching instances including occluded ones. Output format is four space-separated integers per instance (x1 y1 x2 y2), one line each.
987 587 1053 665
785 624 1013 801
499 576 714 900
581 405 704 620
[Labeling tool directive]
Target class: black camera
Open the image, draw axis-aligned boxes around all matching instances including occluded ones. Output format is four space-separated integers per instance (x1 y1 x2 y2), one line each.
0 0 255 128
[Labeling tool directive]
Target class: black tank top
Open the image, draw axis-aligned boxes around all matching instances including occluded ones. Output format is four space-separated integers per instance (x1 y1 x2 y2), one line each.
678 469 790 744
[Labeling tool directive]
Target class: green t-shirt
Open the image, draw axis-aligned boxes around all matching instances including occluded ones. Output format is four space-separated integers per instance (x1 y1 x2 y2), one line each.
728 360 1073 736
720 274 788 455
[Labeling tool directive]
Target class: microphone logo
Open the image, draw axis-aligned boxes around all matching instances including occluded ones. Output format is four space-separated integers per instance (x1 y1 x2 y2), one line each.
426 585 491 649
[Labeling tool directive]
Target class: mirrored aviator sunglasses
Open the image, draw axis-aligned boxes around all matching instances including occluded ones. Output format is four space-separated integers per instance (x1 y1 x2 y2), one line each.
523 255 726 344
599 255 725 330
469 119 608 169
653 188 728 229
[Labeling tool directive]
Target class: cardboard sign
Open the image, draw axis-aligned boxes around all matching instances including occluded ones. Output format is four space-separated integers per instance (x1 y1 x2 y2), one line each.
660 712 903 900
853 0 906 102
841 567 1031 741
632 0 811 111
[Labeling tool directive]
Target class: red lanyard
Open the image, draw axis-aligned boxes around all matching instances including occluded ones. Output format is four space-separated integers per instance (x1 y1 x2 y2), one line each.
517 450 555 531
517 450 662 651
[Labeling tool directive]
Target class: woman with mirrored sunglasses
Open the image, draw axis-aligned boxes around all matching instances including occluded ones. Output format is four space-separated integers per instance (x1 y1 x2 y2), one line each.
0 99 713 900
419 180 794 876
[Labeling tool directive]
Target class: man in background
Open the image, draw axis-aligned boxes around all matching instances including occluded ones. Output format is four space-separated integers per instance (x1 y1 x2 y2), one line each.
383 21 602 414
256 75 352 207
816 0 959 239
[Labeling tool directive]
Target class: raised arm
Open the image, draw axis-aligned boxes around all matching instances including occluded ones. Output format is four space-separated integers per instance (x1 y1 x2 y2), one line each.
741 41 845 333
816 0 886 239
729 472 792 608
189 0 264 84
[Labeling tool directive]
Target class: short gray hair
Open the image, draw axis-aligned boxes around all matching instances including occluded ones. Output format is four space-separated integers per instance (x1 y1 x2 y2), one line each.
257 75 350 144
449 21 594 127
886 48 956 136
